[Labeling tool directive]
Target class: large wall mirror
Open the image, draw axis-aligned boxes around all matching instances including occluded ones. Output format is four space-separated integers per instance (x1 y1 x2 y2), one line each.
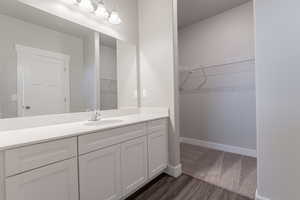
0 0 138 119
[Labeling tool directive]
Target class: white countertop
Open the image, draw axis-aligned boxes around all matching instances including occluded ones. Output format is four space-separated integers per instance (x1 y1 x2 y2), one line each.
0 112 168 151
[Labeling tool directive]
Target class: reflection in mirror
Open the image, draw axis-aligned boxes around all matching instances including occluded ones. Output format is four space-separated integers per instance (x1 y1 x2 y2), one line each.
0 0 139 119
100 34 118 110
0 0 96 118
99 34 138 111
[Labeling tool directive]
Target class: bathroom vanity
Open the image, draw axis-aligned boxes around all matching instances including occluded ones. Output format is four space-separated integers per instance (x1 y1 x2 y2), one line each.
0 113 169 200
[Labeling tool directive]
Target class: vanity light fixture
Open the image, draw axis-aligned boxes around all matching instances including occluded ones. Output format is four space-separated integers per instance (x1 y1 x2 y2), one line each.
79 0 94 12
108 11 122 25
95 1 109 19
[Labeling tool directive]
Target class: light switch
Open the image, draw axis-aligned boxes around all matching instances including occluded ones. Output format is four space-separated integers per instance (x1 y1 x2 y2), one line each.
134 90 138 99
142 89 147 98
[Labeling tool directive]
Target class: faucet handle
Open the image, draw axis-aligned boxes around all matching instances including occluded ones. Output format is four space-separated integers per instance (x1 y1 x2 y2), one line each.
89 109 101 121
95 110 101 120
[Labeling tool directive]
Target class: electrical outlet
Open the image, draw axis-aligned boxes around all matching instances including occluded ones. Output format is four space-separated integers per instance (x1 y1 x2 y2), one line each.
134 90 138 99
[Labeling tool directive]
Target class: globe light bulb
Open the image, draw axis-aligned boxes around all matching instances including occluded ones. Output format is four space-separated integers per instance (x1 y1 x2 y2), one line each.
95 2 109 19
108 11 122 25
79 0 94 12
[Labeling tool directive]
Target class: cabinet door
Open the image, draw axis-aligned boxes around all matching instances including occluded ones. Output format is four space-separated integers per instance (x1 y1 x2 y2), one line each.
79 145 121 200
121 136 148 196
5 138 77 176
148 131 168 179
0 153 4 200
6 158 78 200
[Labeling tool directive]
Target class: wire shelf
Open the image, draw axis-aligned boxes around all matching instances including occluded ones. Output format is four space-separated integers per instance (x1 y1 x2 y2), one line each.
179 58 255 92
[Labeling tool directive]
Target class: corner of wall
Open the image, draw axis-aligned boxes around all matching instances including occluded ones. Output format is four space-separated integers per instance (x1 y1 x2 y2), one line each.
165 164 182 178
256 190 271 200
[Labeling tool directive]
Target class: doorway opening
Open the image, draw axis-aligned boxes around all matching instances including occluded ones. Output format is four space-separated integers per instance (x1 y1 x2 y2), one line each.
177 0 257 198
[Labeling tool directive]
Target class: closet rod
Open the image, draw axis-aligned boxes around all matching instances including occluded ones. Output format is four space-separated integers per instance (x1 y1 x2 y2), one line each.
186 58 255 72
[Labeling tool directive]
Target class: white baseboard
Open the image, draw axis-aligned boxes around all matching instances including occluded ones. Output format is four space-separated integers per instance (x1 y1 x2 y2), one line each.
180 137 257 158
256 190 270 200
165 164 182 178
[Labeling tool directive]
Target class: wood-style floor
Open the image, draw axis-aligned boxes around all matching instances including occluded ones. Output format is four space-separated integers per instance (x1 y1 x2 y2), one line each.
127 143 256 200
126 173 252 200
181 143 257 199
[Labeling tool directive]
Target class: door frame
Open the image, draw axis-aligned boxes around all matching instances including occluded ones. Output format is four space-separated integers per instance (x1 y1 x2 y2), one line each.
16 44 71 117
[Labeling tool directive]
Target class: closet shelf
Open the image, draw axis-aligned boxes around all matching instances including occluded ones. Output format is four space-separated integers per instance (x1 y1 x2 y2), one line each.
179 58 255 92
180 58 255 73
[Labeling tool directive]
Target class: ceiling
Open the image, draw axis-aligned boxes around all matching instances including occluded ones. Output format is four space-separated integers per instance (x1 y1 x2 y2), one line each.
0 0 94 38
178 0 251 28
0 0 251 42
0 0 116 47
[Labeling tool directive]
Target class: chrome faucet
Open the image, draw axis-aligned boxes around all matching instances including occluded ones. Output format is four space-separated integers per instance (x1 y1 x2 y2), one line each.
89 110 102 121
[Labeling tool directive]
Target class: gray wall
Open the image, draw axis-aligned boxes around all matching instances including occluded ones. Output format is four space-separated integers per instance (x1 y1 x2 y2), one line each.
256 0 300 199
178 2 256 150
0 14 91 118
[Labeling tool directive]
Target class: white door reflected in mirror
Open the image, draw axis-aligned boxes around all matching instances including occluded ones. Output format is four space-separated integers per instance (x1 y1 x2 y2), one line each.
16 45 70 117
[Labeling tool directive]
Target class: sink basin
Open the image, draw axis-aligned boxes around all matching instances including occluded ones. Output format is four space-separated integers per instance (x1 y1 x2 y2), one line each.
84 119 123 126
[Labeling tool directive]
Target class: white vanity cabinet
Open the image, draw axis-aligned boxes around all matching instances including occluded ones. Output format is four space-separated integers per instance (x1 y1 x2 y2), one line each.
78 123 149 199
121 136 148 196
78 119 168 199
4 137 79 200
79 135 149 200
0 153 5 200
3 138 79 200
5 138 77 176
0 117 169 200
5 158 79 200
79 145 122 200
147 119 168 179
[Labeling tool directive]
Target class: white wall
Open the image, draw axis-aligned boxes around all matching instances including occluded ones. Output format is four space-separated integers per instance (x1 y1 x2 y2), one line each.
139 0 181 171
179 2 254 67
0 14 91 118
255 0 300 199
178 2 256 150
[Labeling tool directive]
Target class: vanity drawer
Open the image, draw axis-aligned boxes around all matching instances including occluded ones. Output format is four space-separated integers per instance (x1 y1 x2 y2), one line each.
147 118 168 134
5 138 77 177
79 123 146 155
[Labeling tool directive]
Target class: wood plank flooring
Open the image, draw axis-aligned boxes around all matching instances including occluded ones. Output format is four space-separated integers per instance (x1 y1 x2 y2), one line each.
181 143 257 199
126 174 252 200
126 143 256 200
